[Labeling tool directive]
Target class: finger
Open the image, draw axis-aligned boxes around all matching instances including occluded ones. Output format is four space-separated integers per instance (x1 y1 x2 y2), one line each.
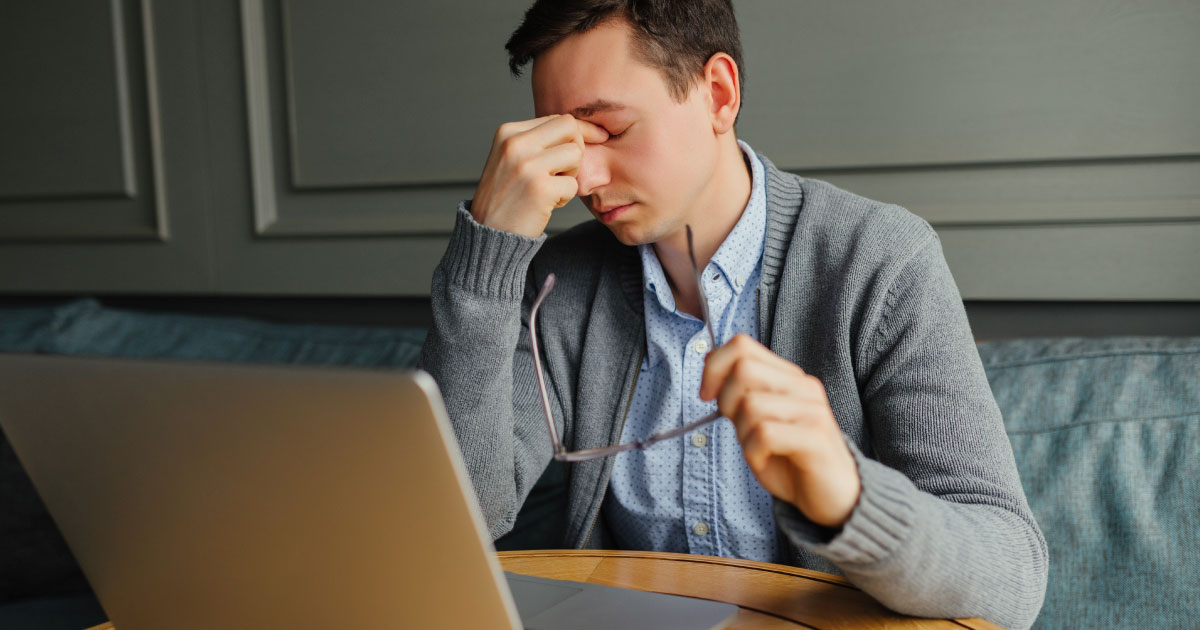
740 420 807 490
699 335 751 401
496 115 563 142
522 114 591 150
742 417 812 470
527 141 585 179
547 174 580 209
576 118 610 144
730 391 810 443
714 355 792 420
701 334 797 401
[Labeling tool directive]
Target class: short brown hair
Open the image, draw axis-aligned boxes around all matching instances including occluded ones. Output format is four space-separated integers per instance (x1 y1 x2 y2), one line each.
505 0 745 103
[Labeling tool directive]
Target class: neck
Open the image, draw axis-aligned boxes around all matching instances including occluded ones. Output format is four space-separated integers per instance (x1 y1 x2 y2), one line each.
654 135 752 316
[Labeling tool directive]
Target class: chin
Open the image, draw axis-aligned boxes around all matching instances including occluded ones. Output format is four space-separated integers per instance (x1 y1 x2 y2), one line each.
601 221 651 246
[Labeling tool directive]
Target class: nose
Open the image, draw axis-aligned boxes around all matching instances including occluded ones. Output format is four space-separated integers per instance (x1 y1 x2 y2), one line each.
575 145 610 198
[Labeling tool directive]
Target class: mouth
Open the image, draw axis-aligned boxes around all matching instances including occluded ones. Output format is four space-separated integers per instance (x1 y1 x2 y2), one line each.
594 202 635 224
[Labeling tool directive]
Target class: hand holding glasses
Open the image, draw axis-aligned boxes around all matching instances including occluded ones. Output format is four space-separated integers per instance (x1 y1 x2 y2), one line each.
529 226 723 462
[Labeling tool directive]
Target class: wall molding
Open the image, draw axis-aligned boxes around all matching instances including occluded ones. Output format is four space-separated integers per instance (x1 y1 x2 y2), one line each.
0 0 168 242
239 0 468 238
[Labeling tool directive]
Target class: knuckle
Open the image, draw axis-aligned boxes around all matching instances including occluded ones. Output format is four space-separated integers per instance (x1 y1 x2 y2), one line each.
553 179 577 204
731 359 751 382
785 362 809 383
716 386 732 408
529 178 550 199
802 402 832 428
495 122 520 144
499 136 517 159
741 392 763 417
747 420 771 444
719 395 738 419
792 405 817 427
514 160 537 182
501 135 527 160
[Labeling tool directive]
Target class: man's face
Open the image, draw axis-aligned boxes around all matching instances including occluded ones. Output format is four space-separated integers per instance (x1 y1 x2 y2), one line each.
531 19 721 246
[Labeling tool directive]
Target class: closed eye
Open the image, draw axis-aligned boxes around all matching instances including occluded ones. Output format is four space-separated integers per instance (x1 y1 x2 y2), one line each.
606 123 632 141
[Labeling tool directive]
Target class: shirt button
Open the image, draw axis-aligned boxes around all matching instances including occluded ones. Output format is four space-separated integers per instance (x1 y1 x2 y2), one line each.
691 433 708 447
693 521 709 536
694 339 709 354
735 275 745 288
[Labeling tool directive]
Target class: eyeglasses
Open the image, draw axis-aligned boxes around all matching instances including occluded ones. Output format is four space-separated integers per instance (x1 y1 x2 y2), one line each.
529 226 723 462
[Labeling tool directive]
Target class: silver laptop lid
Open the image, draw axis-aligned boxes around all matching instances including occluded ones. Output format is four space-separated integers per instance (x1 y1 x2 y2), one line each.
0 354 522 630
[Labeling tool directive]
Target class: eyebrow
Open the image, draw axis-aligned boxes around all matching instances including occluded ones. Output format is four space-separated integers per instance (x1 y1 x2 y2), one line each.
569 99 627 118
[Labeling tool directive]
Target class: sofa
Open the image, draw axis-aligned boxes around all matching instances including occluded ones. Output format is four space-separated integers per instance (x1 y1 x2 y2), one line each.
1 299 1197 629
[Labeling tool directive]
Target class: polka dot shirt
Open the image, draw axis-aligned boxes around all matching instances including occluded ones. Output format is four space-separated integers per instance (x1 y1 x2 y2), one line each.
606 140 780 563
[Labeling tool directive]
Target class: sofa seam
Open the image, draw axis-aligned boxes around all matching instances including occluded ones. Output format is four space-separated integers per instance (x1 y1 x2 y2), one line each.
1005 410 1199 435
983 348 1200 370
71 314 425 346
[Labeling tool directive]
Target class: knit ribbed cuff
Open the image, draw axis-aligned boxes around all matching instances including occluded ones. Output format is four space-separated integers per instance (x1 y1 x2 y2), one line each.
441 202 547 301
775 440 916 566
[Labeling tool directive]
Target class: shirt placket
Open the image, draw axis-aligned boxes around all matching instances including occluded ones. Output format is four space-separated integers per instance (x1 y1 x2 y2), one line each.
681 268 728 556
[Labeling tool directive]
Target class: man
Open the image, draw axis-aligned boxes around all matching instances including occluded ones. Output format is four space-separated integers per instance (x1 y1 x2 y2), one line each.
418 1 1048 627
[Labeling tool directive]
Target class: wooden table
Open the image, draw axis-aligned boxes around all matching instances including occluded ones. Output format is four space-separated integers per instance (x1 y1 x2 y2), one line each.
87 549 1002 630
500 550 1002 629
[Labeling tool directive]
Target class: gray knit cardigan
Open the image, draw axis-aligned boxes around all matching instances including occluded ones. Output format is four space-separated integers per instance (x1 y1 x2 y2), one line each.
418 154 1048 629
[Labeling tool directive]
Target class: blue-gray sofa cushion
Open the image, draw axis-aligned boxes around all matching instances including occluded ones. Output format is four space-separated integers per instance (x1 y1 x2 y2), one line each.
41 299 427 366
0 304 63 353
977 336 1200 630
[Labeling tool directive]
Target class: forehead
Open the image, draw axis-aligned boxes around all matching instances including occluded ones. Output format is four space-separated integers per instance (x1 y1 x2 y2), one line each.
530 19 668 117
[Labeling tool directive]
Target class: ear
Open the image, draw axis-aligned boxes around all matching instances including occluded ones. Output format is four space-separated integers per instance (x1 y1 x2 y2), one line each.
703 52 741 134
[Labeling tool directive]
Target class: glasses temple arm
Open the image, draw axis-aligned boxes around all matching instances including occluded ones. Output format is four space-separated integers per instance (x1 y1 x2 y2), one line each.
554 410 723 462
686 226 718 348
529 274 565 456
638 410 722 449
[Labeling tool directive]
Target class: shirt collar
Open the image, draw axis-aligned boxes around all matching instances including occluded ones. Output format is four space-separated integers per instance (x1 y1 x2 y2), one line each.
709 140 767 298
639 242 676 314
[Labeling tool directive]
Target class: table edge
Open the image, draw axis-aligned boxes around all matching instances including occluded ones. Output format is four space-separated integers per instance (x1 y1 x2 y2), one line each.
498 549 1005 630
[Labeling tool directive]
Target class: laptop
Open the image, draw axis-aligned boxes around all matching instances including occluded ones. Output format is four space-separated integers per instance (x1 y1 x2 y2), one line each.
0 354 737 630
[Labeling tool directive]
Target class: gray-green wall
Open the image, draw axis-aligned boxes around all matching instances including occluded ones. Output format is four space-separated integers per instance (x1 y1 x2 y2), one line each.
1 0 1197 305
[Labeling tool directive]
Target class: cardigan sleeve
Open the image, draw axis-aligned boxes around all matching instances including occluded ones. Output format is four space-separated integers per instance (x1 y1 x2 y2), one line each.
416 203 562 540
774 232 1049 630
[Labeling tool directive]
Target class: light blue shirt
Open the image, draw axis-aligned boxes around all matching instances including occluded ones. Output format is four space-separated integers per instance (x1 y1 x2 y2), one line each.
606 140 779 562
